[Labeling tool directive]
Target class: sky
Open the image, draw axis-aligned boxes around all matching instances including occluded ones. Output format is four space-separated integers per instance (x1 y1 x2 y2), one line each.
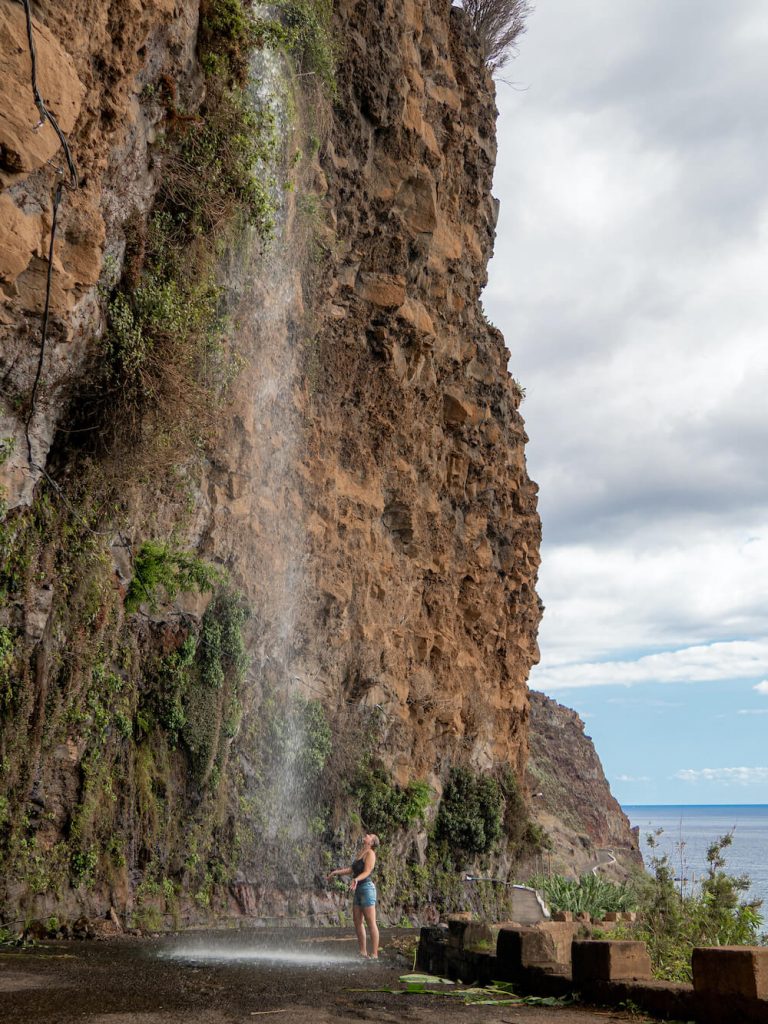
482 0 768 805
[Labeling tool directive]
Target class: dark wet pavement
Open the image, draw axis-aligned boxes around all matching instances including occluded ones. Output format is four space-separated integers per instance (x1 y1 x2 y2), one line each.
1 927 650 1023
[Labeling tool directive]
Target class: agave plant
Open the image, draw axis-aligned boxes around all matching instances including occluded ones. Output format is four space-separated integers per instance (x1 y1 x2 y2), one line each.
530 872 637 918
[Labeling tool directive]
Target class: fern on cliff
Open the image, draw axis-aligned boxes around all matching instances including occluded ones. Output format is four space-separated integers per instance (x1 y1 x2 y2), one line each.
125 541 222 614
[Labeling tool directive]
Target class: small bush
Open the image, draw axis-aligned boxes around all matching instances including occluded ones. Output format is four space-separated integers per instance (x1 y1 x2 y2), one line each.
461 0 533 72
433 767 503 858
200 0 259 84
0 625 15 712
278 0 336 93
150 635 197 741
353 765 431 838
182 590 250 782
632 831 763 981
200 0 336 92
70 846 98 887
163 85 278 238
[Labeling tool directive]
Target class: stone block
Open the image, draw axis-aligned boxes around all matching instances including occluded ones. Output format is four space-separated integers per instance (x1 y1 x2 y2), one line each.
692 946 768 1001
446 917 493 950
552 911 573 922
497 926 559 976
572 940 653 983
595 918 618 932
415 925 448 976
463 950 497 986
540 921 579 964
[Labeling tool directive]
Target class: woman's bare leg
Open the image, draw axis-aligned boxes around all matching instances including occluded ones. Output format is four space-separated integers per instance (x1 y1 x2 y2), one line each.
353 904 368 956
362 905 379 958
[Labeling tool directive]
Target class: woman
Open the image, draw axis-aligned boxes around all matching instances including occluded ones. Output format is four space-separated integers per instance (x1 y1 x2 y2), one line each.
327 832 380 959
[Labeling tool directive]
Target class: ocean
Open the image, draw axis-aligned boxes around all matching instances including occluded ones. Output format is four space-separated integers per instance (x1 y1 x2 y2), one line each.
624 805 768 921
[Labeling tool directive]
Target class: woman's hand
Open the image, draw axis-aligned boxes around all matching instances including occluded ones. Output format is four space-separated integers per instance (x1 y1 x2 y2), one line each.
348 879 357 891
326 871 336 881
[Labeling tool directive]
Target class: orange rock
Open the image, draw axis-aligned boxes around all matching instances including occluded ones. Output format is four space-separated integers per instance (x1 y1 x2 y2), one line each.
0 2 84 184
355 271 407 307
0 194 44 284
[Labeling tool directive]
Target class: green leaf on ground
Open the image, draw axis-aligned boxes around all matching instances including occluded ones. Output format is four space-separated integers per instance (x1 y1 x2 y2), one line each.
399 973 455 984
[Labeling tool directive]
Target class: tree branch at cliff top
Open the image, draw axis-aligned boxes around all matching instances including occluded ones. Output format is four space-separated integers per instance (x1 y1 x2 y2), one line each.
461 0 533 72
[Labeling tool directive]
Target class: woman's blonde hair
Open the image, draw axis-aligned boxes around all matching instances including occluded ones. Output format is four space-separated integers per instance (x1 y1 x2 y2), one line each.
370 834 380 849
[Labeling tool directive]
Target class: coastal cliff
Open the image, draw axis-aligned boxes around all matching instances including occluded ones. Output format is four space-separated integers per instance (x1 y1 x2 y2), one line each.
525 691 643 879
1 0 550 930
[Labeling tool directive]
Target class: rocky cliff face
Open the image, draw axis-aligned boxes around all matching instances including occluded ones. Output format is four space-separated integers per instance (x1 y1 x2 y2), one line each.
524 691 643 880
301 0 542 780
0 0 201 503
0 0 542 929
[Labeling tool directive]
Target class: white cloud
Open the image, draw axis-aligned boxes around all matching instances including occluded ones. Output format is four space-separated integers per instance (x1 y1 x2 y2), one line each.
484 0 768 704
529 517 768 670
754 680 768 694
617 774 650 783
737 709 768 716
675 767 768 786
533 638 768 691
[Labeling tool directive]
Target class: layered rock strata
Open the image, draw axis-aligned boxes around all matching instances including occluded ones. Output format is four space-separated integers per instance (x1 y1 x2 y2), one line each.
203 0 542 791
302 0 542 782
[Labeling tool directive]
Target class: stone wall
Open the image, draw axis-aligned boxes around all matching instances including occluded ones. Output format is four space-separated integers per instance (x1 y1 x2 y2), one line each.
418 922 768 1024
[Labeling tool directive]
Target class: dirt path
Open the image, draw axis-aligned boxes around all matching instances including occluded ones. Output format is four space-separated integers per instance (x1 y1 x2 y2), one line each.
1 928 650 1024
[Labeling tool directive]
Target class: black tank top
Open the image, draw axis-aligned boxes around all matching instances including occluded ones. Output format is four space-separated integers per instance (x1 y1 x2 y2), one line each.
352 856 375 880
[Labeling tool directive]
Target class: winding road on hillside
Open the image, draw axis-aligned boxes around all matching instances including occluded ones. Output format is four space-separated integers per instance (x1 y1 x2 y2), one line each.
590 849 618 875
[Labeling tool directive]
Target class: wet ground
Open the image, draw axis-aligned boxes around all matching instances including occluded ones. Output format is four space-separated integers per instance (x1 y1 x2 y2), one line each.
1 927 650 1024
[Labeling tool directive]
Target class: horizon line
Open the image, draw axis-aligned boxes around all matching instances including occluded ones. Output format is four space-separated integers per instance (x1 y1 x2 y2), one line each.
621 802 768 808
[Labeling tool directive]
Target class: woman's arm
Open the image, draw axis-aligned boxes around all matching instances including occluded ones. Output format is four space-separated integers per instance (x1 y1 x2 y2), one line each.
326 866 352 880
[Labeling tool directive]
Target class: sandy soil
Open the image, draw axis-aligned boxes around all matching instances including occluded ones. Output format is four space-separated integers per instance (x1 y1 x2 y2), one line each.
0 928 650 1024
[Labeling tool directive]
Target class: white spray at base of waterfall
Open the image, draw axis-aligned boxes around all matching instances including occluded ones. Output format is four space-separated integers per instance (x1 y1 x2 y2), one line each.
160 944 358 966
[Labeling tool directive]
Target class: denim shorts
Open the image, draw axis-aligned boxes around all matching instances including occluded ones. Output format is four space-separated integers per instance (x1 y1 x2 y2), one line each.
353 881 376 908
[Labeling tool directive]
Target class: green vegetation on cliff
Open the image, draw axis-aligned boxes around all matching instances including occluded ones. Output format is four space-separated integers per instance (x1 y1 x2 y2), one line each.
0 0 335 928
